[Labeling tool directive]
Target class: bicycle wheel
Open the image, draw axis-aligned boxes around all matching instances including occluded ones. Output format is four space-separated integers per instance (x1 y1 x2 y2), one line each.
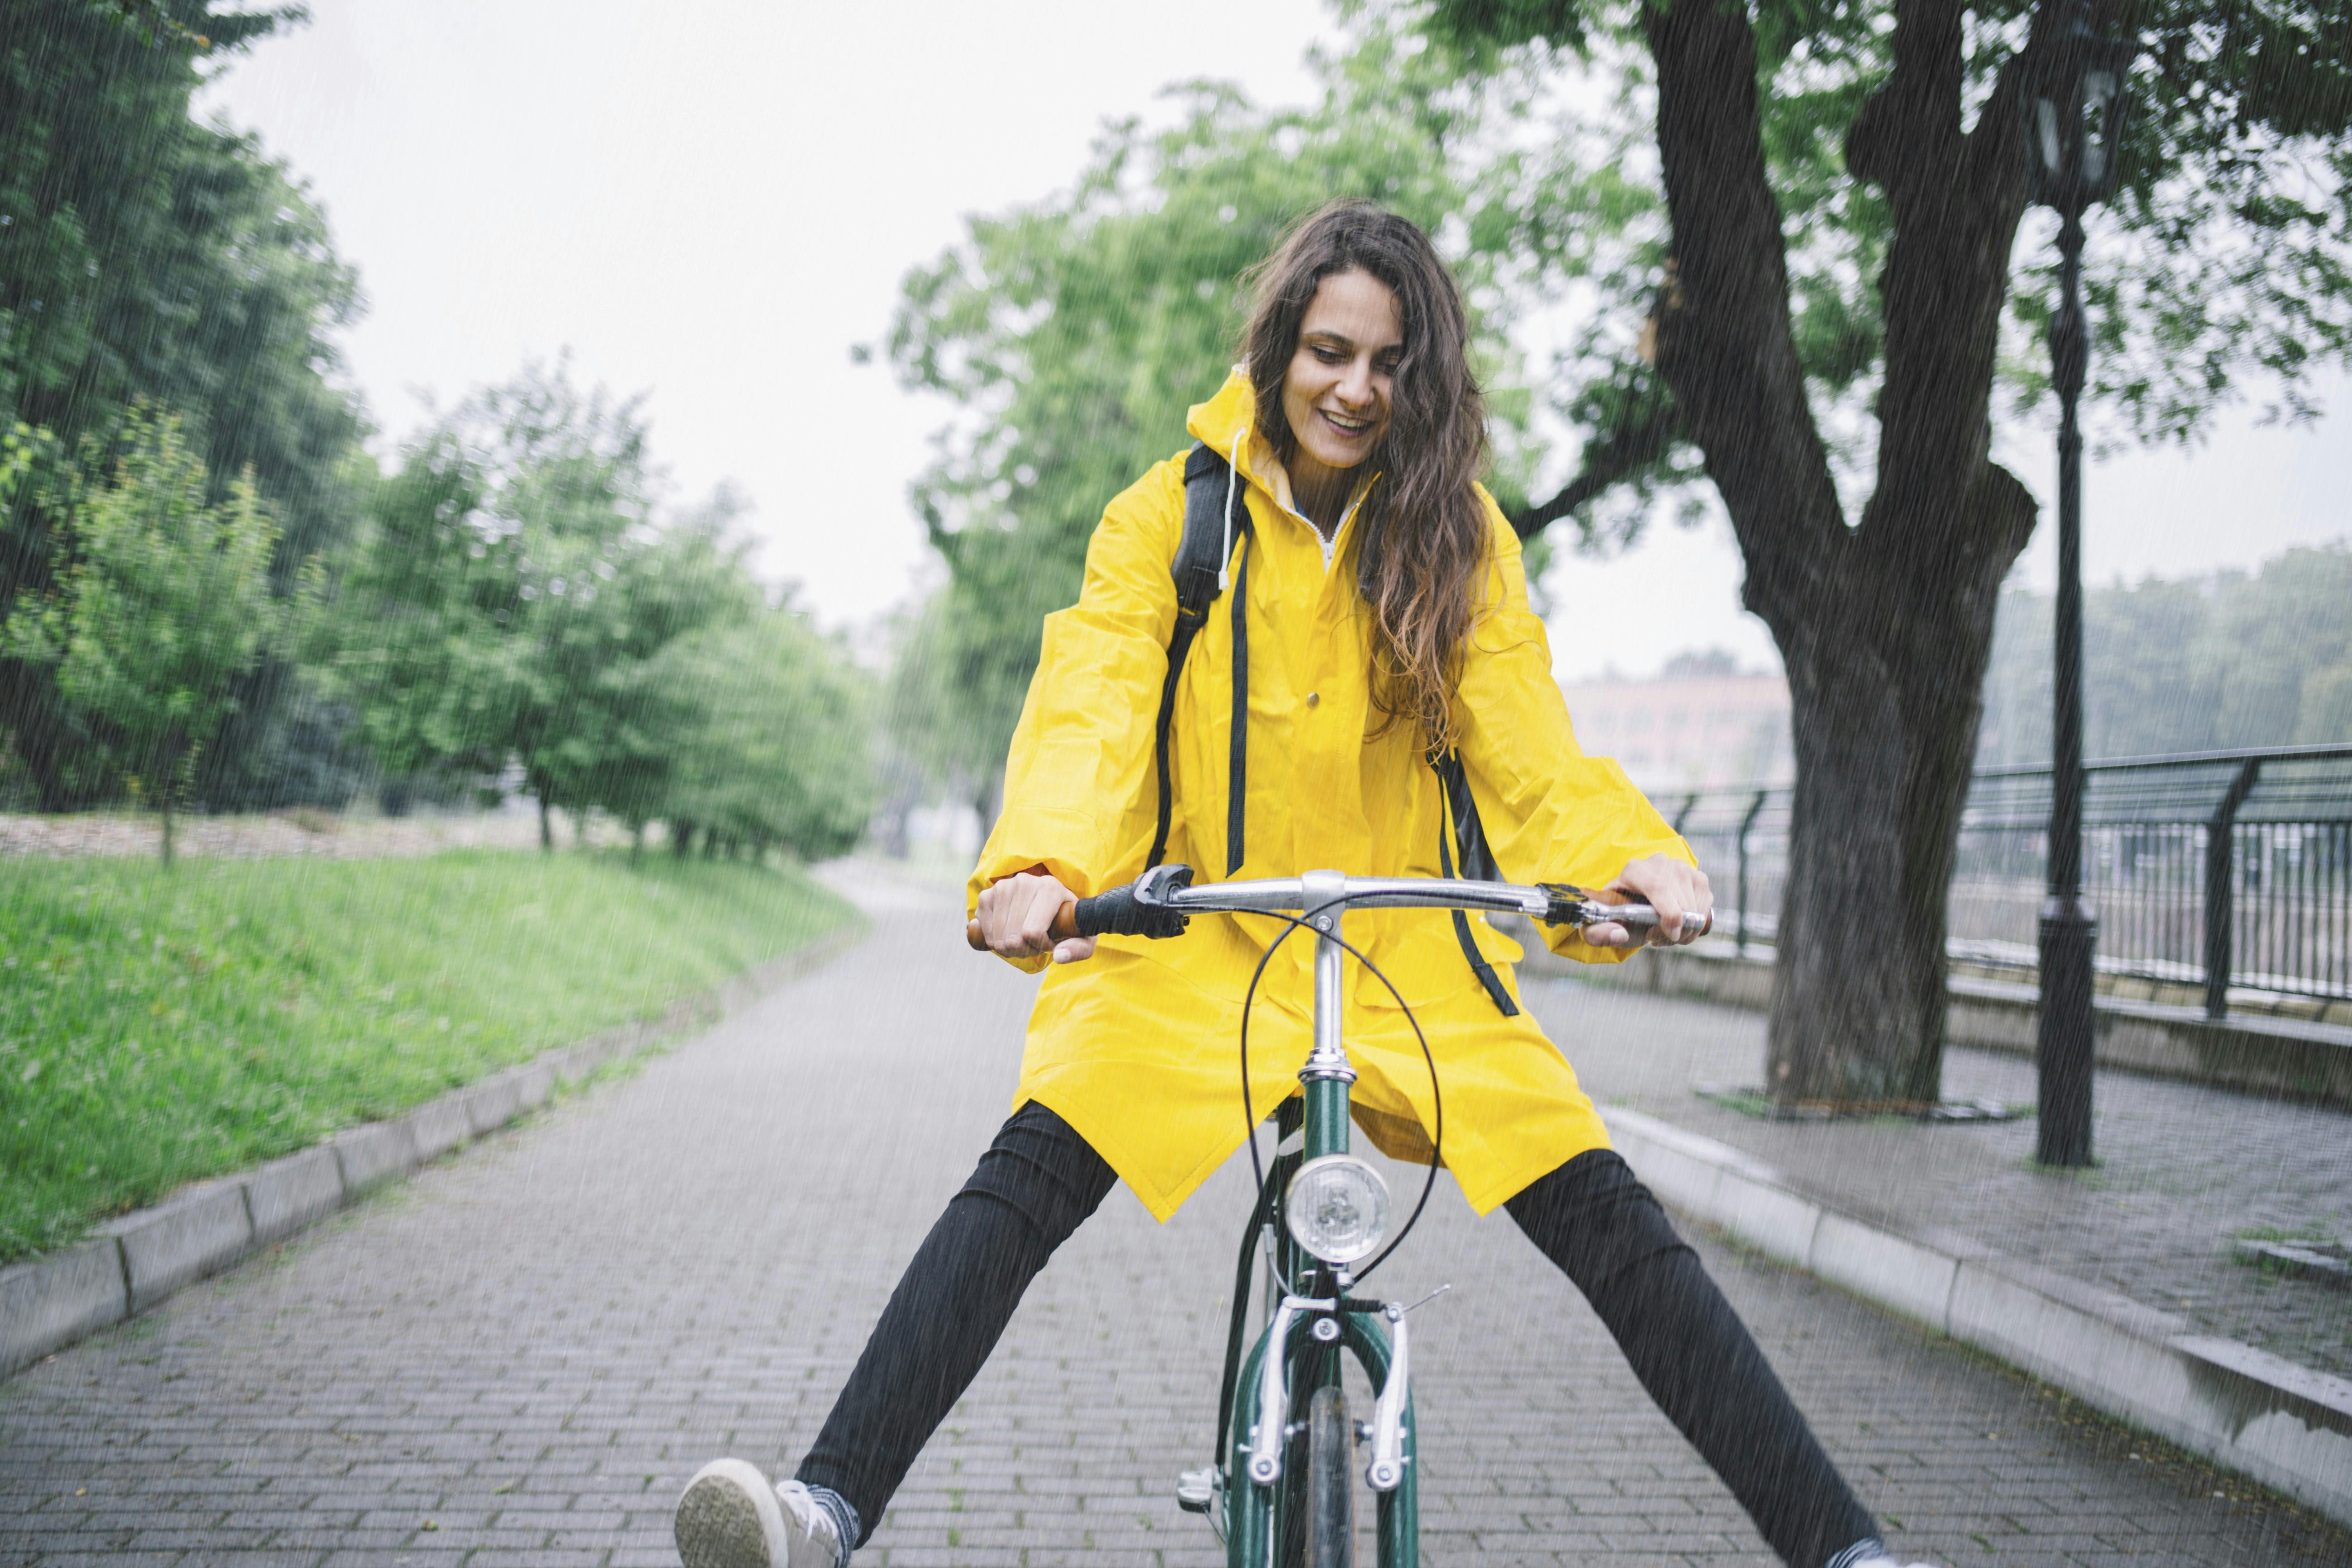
1305 1383 1353 1568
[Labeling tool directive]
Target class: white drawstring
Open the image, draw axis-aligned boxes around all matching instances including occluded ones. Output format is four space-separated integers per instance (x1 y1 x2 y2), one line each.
1218 426 1244 590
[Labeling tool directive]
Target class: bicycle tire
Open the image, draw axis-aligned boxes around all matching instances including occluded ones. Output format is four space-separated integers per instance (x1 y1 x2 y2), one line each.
1306 1384 1353 1568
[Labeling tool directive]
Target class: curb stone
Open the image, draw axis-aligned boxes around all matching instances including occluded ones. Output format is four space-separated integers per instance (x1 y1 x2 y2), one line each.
0 1238 126 1369
1601 1104 2352 1530
332 1118 419 1194
245 1147 345 1246
462 1073 524 1137
103 1180 255 1314
0 915 868 1379
404 1094 474 1163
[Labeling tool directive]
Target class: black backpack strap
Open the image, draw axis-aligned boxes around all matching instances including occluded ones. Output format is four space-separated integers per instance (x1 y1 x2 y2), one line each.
1433 749 1519 1016
1224 525 1250 875
1148 442 1250 870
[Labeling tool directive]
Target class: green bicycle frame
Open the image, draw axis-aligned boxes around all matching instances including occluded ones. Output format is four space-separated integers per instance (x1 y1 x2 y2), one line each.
1215 881 1419 1568
1153 865 1638 1566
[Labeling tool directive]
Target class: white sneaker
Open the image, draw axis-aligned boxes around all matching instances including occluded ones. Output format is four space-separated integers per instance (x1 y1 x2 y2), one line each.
1832 1546 1930 1568
674 1459 844 1568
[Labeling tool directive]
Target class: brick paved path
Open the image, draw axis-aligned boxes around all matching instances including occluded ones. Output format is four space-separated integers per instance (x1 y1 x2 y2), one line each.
1524 971 2352 1378
5 889 2347 1566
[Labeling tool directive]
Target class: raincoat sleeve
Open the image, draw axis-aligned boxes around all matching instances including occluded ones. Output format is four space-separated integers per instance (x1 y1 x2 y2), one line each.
965 456 1186 971
1452 491 1696 964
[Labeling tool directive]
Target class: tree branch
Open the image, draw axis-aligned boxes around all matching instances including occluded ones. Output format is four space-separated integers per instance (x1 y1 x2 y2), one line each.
1847 0 1966 199
1640 0 1846 634
1508 385 1680 541
1855 0 2046 612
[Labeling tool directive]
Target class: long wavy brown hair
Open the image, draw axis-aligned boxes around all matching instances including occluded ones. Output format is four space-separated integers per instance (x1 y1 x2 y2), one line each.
1242 200 1491 752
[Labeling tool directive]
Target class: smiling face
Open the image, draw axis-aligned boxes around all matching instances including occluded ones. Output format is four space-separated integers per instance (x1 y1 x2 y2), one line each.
1280 268 1403 488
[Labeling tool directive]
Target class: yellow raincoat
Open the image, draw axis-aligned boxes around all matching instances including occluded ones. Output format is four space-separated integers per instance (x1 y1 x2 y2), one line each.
968 372 1693 1221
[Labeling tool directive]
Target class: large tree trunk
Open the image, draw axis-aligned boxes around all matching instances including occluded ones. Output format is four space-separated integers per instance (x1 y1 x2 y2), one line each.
1631 0 2050 1108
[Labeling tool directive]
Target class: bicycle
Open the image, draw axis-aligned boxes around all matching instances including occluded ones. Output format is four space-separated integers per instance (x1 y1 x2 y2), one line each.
968 862 1693 1568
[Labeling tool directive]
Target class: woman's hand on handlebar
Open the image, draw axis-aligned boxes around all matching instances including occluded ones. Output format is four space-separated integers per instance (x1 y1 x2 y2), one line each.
1590 853 1713 950
975 869 1097 965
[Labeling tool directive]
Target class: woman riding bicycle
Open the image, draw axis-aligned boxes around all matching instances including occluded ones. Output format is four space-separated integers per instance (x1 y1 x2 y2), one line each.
677 201 1921 1568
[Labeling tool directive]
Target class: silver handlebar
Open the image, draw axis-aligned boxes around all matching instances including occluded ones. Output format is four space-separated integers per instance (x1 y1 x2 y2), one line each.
1160 872 1683 932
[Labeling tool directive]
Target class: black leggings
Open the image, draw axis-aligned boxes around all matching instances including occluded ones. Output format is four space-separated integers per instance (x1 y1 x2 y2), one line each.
796 1104 1877 1568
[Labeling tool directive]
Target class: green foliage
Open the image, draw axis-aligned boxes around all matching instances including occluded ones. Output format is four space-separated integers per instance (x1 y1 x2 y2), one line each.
2 406 299 859
652 608 873 861
1 0 368 809
0 0 276 425
0 849 858 1262
877 593 998 808
885 16 1542 777
1424 0 2352 534
1978 544 2352 764
335 365 707 827
335 361 870 856
0 419 37 507
0 5 873 922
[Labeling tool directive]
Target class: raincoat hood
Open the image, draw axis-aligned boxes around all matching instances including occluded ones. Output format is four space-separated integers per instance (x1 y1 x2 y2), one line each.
1184 369 1370 540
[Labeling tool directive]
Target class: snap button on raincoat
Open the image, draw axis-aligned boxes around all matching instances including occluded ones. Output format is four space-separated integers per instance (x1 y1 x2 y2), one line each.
970 372 1694 1221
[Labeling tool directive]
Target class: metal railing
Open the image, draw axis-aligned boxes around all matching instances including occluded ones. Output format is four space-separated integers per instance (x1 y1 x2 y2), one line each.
1659 743 2352 1018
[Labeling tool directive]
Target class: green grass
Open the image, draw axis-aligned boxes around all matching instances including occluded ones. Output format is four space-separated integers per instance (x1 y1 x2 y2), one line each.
0 849 858 1261
2236 1224 2343 1245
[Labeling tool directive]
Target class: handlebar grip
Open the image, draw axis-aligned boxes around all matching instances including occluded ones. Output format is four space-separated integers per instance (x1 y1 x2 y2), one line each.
1603 906 1714 937
964 864 1195 953
1599 906 1714 938
1071 873 1190 938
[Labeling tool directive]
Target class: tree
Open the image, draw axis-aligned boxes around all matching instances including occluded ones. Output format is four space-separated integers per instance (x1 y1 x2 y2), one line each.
884 20 1547 797
561 502 764 848
2 406 291 862
1428 0 2352 1107
873 594 1002 833
335 364 723 846
332 366 635 839
654 608 873 863
1977 544 2352 763
333 364 833 857
1 0 367 810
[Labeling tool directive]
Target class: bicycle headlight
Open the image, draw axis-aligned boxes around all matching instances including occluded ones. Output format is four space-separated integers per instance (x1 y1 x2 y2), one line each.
1284 1154 1391 1265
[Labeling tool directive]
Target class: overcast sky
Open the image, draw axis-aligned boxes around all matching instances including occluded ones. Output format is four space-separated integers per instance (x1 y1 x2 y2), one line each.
204 0 2349 682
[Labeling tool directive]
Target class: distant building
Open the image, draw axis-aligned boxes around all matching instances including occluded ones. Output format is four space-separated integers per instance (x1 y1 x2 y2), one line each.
1558 650 1792 793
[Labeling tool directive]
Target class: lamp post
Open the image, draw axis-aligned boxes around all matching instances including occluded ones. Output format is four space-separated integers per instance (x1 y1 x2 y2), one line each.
2024 3 2132 1168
